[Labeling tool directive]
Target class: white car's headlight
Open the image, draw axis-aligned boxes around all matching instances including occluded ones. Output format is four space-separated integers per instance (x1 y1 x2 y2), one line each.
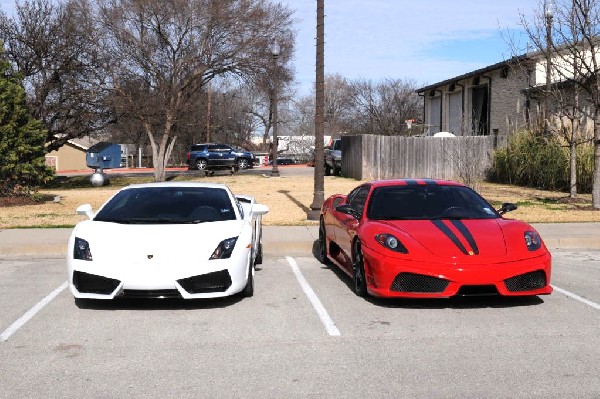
74 237 93 261
210 237 238 260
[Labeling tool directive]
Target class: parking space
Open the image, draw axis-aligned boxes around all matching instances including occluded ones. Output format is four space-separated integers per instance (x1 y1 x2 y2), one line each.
0 258 66 332
0 249 599 397
550 250 600 306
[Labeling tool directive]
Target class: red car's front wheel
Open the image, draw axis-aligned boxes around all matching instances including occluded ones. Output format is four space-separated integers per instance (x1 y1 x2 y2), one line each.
318 219 329 264
352 241 368 297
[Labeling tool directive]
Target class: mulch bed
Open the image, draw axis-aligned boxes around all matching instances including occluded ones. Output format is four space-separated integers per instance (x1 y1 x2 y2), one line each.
0 196 41 207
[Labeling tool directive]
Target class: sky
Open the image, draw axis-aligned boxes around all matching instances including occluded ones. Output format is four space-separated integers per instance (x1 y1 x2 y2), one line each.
0 0 542 95
279 0 542 95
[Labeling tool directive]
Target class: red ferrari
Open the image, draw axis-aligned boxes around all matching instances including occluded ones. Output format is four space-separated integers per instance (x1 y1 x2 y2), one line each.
318 179 552 298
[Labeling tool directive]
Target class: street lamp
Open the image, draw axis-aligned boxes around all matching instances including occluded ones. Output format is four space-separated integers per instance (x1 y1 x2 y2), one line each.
270 42 281 177
544 0 554 135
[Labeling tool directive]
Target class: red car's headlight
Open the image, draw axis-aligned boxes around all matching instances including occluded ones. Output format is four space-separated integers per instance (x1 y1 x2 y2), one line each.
524 231 542 251
375 234 408 254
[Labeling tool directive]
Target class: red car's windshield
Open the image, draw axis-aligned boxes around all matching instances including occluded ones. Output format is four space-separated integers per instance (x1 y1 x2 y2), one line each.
367 185 499 220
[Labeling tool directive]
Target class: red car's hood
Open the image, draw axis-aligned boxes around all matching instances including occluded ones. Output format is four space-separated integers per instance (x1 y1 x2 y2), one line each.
381 219 507 257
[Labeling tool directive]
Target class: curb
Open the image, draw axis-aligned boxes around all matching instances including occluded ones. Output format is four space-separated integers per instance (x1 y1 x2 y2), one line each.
1 225 600 258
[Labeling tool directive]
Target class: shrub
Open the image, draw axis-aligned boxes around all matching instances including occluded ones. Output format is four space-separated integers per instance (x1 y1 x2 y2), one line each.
0 56 53 197
488 130 593 193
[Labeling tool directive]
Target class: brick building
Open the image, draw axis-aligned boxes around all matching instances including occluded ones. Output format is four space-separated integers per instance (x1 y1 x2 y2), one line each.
415 54 551 140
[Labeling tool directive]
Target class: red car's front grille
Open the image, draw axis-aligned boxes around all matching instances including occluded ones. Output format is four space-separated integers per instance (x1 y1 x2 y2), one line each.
504 270 547 292
390 272 449 293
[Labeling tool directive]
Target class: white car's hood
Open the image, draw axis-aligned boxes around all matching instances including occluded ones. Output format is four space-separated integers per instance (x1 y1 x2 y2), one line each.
73 220 247 264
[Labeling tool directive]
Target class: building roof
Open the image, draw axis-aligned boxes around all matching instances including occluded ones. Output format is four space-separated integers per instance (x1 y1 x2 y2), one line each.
415 54 530 93
68 136 103 150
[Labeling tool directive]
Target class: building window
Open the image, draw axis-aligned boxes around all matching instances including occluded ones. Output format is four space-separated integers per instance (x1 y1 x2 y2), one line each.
427 96 441 135
448 91 462 135
470 86 489 135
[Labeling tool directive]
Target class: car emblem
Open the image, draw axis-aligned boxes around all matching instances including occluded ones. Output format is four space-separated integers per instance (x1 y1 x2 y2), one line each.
147 255 154 259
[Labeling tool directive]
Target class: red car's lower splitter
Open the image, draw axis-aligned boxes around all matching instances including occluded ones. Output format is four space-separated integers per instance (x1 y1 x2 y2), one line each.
362 246 552 298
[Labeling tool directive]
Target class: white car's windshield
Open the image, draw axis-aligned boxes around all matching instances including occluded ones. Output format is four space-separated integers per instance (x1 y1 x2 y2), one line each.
94 187 237 224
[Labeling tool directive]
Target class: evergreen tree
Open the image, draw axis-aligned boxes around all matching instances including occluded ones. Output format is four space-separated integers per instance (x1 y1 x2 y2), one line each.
0 54 52 197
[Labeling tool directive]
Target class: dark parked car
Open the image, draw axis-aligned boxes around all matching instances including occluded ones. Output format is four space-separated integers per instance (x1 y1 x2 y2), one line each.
324 138 342 176
186 143 256 173
268 158 295 165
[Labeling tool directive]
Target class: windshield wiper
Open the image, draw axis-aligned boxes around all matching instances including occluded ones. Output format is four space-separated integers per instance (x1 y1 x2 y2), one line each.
95 217 214 224
94 218 134 224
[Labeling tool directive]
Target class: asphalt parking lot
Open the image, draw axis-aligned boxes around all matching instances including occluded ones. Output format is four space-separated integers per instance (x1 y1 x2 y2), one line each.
1 227 599 398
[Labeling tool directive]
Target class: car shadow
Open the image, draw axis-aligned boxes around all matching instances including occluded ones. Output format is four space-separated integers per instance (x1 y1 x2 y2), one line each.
74 294 244 310
311 240 546 309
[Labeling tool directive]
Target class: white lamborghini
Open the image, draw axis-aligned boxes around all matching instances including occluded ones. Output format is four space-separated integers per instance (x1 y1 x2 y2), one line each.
67 182 268 300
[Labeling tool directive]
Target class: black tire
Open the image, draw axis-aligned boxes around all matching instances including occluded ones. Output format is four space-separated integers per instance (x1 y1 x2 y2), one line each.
241 263 254 297
332 164 340 176
352 241 368 297
318 219 329 264
237 158 249 169
196 159 208 171
74 298 92 308
325 163 332 176
255 239 263 265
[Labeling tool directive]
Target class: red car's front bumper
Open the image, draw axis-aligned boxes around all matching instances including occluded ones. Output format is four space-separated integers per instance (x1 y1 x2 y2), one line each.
362 246 552 298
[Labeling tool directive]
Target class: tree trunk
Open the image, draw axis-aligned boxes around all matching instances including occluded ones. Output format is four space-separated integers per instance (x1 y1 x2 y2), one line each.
151 133 177 182
570 138 577 198
594 113 600 208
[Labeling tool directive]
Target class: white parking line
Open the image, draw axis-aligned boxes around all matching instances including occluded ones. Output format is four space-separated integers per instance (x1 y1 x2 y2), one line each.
552 285 600 310
286 256 341 336
1 281 68 342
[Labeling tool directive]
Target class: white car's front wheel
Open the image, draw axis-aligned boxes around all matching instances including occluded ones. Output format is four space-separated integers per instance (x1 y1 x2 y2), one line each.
241 263 254 297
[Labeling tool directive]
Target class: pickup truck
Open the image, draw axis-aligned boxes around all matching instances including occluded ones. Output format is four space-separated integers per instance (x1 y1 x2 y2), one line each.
324 138 342 176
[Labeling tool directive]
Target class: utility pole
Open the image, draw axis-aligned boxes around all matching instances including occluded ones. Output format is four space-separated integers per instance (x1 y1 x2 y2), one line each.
310 0 325 217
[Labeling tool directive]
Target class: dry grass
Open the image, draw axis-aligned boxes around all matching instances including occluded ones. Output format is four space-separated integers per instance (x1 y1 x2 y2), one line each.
0 172 599 228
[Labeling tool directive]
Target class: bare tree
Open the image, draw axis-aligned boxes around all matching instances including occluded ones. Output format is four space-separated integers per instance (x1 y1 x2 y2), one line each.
97 0 294 181
246 32 294 149
323 73 353 136
0 0 112 151
349 78 421 136
288 95 315 137
519 0 600 206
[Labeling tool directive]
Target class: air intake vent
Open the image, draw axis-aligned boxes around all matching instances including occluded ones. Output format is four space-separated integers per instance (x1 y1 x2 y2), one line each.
390 272 449 293
504 270 547 292
73 271 120 295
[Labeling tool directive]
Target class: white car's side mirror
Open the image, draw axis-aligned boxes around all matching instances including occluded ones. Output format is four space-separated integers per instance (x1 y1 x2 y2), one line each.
252 204 269 216
76 204 95 220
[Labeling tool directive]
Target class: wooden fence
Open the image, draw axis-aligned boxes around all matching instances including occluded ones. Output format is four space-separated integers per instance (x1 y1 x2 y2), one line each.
341 135 505 181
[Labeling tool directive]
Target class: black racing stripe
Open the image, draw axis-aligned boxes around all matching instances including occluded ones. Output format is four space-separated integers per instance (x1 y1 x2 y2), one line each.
404 179 419 185
450 220 479 255
422 179 438 185
431 220 469 255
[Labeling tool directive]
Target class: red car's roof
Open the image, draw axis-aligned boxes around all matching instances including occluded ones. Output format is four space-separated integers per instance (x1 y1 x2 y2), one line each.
366 179 465 188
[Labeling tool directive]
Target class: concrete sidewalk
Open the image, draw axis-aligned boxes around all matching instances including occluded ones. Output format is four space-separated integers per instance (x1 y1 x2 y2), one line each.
0 223 599 258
